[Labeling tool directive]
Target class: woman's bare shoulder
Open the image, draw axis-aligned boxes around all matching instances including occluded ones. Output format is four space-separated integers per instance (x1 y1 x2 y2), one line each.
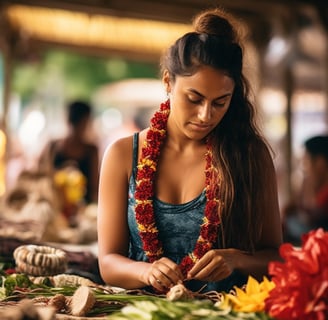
101 131 145 177
103 135 134 162
103 129 148 164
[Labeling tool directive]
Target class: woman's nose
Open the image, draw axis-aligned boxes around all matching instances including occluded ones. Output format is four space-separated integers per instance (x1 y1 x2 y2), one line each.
197 103 211 122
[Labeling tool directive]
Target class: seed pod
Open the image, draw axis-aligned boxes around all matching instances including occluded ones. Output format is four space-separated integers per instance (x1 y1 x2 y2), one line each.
70 285 96 316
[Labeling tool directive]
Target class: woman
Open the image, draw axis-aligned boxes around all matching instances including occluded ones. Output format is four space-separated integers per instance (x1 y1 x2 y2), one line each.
97 8 282 293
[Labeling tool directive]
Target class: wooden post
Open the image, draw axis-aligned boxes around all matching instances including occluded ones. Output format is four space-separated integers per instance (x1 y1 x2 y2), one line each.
284 66 293 201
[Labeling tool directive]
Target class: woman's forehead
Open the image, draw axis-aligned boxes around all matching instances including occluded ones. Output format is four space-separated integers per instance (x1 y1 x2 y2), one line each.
175 67 235 93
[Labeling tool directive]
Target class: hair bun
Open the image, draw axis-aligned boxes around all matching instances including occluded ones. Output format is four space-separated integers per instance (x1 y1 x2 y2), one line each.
193 8 240 43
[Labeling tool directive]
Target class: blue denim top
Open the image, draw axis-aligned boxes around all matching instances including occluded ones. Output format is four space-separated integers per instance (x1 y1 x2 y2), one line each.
127 133 246 293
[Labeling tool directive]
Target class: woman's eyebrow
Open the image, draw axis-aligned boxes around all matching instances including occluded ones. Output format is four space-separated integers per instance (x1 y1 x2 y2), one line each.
188 88 233 100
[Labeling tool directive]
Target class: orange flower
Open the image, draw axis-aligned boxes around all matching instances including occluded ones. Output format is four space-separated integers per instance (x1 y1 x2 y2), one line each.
219 275 275 312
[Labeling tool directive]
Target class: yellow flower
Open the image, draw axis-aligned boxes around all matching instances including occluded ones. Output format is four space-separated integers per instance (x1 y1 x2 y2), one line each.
137 223 157 232
65 186 84 203
219 275 275 313
54 167 86 204
138 159 156 171
66 169 86 187
54 170 67 186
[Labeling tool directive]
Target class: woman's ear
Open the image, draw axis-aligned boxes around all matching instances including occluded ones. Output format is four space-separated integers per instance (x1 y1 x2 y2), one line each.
162 70 171 93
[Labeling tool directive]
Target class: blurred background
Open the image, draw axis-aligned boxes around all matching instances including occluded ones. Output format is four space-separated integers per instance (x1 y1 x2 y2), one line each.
0 0 327 244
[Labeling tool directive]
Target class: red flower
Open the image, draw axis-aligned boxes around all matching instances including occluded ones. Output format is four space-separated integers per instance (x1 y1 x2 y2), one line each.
146 131 165 149
265 228 328 320
194 241 211 258
205 201 220 223
151 101 170 128
200 224 218 243
206 188 215 200
135 204 155 224
135 180 153 200
5 268 16 275
180 256 194 276
140 232 162 252
136 166 156 181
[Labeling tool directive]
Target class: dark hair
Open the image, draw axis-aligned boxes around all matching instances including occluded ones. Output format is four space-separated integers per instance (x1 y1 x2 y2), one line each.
161 8 268 251
305 135 328 160
67 101 92 126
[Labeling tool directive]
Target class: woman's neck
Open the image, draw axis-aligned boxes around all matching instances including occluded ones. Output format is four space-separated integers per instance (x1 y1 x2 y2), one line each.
165 120 206 153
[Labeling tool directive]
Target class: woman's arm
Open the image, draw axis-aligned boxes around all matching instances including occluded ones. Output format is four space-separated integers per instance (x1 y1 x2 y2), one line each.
97 136 149 288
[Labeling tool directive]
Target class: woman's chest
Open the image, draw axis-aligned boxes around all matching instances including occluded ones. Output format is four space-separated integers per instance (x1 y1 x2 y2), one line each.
155 154 206 204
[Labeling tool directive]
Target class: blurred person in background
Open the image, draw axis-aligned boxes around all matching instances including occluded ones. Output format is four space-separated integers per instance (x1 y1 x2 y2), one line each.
283 135 328 244
39 100 99 224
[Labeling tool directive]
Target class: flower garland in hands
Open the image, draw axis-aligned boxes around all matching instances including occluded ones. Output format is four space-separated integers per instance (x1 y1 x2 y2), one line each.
135 100 223 277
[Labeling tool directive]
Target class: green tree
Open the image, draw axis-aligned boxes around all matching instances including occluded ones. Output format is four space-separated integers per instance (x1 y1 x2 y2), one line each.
11 49 158 104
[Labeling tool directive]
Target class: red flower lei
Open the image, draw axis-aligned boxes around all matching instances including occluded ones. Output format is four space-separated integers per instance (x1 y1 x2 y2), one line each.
135 99 222 277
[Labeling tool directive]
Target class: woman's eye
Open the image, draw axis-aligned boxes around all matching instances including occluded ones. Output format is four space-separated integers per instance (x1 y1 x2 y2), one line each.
213 101 226 107
188 97 201 104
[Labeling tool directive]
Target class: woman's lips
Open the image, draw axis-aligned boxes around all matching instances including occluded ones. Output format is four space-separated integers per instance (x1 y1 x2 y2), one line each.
190 122 212 131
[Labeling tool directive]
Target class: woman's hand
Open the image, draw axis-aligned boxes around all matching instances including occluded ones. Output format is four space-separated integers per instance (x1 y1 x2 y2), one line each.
187 249 238 282
144 257 184 292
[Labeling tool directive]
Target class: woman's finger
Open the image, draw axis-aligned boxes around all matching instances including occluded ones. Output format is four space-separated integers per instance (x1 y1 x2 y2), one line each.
188 250 233 281
153 259 184 285
148 258 183 289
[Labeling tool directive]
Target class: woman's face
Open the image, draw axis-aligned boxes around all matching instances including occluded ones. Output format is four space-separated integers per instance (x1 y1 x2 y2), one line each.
164 65 235 140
